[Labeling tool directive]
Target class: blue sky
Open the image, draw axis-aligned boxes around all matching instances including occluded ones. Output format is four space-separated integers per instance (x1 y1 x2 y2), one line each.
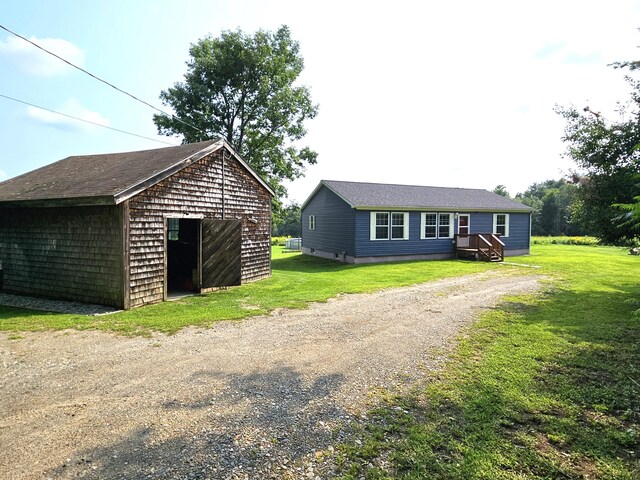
1 0 640 203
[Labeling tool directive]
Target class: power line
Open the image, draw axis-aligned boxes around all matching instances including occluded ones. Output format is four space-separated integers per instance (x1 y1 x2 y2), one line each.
0 93 179 145
0 23 206 136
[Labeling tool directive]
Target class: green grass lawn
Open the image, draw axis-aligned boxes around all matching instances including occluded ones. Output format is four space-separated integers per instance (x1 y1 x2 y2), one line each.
0 247 496 335
337 244 640 479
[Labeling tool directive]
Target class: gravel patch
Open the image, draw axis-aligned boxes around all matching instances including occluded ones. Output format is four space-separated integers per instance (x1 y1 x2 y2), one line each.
0 292 118 315
0 271 542 479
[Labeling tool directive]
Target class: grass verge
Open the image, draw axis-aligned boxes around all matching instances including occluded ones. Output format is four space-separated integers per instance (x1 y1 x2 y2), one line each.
0 247 496 335
336 244 639 479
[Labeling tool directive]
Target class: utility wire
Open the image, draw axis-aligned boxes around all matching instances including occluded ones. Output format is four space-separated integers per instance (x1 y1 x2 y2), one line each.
0 93 179 145
0 23 205 135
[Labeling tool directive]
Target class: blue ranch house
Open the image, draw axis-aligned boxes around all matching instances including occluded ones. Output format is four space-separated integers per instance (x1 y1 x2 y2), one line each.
301 180 533 263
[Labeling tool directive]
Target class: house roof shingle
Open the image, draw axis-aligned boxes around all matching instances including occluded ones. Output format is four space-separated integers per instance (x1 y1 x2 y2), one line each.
0 139 274 206
307 180 532 212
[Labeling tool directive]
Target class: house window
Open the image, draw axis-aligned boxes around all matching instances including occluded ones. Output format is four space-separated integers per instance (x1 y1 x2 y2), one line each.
167 218 180 241
370 212 409 240
421 213 453 239
308 215 316 230
422 213 437 238
373 212 389 240
439 213 452 238
391 213 406 239
493 213 509 237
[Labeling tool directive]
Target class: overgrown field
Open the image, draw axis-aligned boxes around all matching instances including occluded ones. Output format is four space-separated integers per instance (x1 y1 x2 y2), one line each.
337 244 639 479
531 235 600 245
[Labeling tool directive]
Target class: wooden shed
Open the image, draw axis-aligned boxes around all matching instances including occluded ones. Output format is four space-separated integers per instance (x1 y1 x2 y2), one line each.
0 139 274 309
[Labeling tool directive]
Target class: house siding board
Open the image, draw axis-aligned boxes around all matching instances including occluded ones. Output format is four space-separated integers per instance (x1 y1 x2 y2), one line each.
127 148 271 308
0 205 124 307
355 211 455 257
468 212 531 250
302 186 355 256
354 210 531 258
504 212 531 250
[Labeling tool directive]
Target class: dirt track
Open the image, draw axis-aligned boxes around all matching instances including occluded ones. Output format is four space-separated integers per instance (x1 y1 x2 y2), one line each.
0 271 541 479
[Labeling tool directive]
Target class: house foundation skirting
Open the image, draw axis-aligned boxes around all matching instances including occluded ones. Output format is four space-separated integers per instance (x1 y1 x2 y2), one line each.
504 248 530 257
302 247 530 264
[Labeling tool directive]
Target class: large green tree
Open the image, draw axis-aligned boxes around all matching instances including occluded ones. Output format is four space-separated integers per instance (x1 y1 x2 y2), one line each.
153 25 318 197
556 102 640 243
556 53 640 244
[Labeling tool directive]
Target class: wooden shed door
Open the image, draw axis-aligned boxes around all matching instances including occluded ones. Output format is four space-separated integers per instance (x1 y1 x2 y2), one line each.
201 219 242 289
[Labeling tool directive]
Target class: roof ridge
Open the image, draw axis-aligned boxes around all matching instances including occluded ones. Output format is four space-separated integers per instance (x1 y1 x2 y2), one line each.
322 179 487 191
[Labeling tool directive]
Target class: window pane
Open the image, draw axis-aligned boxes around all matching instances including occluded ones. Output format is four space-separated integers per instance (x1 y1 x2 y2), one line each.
424 213 436 238
495 214 507 236
391 226 404 239
375 226 388 239
438 213 451 238
375 212 389 239
391 213 405 239
168 218 179 241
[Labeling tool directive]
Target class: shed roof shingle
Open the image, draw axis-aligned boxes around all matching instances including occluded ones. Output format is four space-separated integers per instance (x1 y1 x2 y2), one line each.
311 180 532 211
0 139 274 206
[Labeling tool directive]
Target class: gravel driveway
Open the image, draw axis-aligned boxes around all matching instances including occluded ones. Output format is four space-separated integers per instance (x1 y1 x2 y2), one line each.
0 271 541 479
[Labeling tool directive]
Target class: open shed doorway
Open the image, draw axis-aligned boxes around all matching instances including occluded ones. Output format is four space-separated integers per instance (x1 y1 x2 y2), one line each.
166 218 200 295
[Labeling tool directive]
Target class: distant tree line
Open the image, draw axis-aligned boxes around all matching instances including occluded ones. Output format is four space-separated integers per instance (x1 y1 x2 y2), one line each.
272 202 301 237
495 181 584 237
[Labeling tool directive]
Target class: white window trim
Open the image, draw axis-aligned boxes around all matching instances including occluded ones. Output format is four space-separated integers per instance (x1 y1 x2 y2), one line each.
439 213 454 239
420 213 437 239
370 211 387 240
370 211 409 240
493 213 510 237
308 215 316 230
420 212 453 239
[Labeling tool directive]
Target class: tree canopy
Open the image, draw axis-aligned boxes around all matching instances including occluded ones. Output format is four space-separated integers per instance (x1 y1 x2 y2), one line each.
272 202 301 237
153 25 318 197
515 179 582 236
556 59 640 244
492 185 510 197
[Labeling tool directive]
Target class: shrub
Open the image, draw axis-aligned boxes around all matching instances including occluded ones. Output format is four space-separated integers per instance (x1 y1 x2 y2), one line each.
531 236 600 246
271 236 289 246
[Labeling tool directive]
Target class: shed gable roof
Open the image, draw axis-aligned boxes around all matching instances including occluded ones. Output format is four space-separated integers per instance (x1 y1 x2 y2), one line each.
0 139 275 206
304 180 532 212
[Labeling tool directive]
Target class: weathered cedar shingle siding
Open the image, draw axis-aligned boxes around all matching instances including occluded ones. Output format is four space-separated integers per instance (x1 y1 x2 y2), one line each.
0 141 273 309
127 148 271 308
0 205 124 307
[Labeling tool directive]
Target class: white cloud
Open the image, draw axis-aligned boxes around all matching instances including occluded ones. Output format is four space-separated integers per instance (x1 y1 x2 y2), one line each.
25 98 110 132
0 169 6 181
0 35 84 76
